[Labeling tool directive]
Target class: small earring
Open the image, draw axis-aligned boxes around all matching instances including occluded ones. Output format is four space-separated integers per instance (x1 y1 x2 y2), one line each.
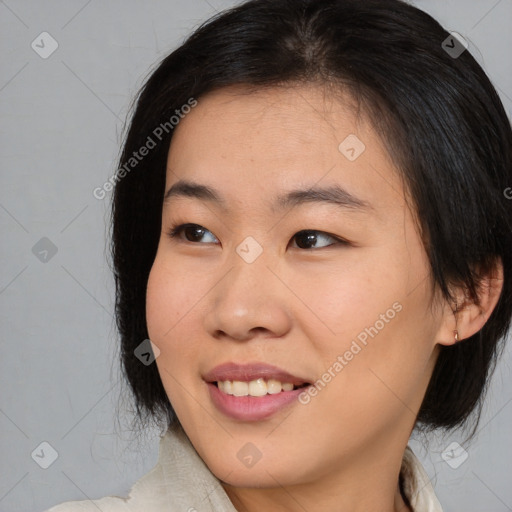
454 330 459 342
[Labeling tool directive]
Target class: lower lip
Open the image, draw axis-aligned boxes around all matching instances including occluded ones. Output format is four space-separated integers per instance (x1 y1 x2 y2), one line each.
206 382 309 421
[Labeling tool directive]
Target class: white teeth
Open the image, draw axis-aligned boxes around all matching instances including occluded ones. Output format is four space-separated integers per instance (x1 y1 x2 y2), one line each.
248 378 267 397
232 381 249 396
217 379 301 396
266 379 282 394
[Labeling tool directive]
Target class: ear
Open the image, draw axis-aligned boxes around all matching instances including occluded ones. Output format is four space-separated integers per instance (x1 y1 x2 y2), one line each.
435 258 504 346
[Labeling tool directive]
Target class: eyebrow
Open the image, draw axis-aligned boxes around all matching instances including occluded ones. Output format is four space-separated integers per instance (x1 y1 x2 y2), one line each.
163 179 372 214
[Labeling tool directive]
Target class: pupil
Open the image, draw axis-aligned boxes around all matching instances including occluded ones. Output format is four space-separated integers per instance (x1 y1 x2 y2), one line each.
186 225 204 242
296 231 316 249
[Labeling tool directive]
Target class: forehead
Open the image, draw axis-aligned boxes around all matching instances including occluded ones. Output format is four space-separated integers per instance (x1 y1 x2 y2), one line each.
164 84 406 217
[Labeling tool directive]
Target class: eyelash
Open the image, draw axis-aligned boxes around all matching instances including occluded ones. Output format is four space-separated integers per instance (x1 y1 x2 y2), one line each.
166 223 349 250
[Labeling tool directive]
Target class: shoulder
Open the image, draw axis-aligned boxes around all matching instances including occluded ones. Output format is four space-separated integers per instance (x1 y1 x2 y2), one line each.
44 426 237 512
401 445 444 512
44 450 167 512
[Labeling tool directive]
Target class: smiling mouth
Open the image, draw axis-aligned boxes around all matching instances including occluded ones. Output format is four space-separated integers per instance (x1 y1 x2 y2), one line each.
214 378 310 397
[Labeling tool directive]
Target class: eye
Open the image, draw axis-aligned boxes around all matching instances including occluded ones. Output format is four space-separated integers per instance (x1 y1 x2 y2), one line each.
290 230 344 249
166 223 347 249
167 223 219 244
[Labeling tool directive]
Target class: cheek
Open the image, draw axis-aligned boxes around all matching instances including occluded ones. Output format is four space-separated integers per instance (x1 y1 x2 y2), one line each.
145 252 211 384
146 254 198 342
145 262 172 342
299 250 439 426
290 254 400 350
316 290 438 436
146 258 192 382
145 257 198 418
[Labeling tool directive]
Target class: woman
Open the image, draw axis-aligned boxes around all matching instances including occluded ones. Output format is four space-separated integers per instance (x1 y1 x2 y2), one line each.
47 0 512 510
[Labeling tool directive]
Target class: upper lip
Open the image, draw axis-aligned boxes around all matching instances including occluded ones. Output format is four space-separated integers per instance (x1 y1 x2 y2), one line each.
203 362 311 386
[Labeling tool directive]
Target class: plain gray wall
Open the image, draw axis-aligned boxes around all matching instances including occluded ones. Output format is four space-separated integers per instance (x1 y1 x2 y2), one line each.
1 1 511 511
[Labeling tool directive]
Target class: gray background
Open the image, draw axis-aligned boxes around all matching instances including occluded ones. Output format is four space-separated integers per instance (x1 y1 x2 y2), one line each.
1 1 511 511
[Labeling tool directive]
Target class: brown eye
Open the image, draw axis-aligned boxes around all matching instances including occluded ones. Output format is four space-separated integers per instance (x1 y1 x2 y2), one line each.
291 230 343 250
167 223 218 243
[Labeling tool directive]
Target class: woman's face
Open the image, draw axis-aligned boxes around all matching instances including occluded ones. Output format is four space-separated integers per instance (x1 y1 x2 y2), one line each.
146 84 447 489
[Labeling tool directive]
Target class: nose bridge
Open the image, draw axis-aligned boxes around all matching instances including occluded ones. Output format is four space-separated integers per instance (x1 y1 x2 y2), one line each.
203 239 291 341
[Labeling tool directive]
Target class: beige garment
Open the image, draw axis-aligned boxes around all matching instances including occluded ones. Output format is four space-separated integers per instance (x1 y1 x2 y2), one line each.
45 425 443 512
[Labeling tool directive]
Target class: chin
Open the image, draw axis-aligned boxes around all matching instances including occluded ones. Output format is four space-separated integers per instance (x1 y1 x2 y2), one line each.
203 450 311 489
215 467 294 489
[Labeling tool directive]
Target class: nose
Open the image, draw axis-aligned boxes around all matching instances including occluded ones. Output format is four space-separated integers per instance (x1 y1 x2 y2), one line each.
203 249 293 342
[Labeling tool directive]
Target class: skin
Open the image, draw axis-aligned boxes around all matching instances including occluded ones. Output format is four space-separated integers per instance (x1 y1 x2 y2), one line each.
145 83 502 512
